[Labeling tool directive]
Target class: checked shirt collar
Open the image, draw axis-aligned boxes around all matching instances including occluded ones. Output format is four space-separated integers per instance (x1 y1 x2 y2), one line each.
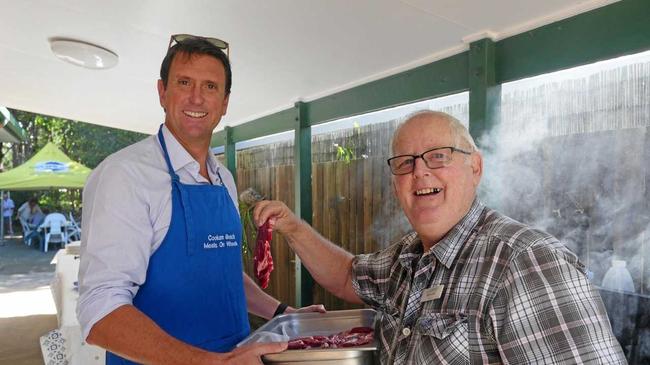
397 198 485 271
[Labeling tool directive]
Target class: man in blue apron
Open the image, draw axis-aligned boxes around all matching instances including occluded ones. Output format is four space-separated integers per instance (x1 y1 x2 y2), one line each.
77 35 324 364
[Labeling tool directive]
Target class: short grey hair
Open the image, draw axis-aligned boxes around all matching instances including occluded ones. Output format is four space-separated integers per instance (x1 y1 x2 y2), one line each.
390 110 478 155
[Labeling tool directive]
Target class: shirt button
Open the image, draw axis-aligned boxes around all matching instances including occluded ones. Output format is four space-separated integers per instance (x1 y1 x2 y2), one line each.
402 327 411 337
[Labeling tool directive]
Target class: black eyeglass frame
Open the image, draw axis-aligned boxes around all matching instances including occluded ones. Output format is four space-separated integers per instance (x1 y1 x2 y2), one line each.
386 146 472 175
168 34 230 58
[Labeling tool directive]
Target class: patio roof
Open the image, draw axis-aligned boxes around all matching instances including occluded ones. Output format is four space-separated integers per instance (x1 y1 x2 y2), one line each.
0 0 619 135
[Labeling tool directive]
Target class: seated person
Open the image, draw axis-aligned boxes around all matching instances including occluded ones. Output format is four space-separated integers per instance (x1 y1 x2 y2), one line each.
17 200 32 224
25 208 47 249
17 198 43 226
18 198 42 242
29 208 45 227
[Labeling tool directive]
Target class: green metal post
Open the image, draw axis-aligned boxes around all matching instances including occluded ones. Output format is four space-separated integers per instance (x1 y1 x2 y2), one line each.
469 38 503 211
468 38 497 147
224 126 236 183
210 130 225 148
293 101 314 307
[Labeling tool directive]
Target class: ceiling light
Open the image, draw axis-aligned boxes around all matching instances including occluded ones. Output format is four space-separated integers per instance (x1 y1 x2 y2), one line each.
49 39 118 70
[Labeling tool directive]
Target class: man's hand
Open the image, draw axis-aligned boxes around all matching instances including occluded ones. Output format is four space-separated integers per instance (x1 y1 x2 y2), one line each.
253 201 302 234
214 342 287 365
286 304 327 314
252 200 362 304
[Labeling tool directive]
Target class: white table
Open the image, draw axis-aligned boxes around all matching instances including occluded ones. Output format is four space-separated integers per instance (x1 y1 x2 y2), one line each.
51 248 105 365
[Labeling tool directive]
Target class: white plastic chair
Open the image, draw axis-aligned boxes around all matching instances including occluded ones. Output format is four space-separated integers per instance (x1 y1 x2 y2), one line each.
66 212 81 241
19 216 33 246
39 213 69 252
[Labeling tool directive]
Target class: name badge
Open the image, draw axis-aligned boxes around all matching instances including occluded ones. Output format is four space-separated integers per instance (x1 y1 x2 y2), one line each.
421 285 445 303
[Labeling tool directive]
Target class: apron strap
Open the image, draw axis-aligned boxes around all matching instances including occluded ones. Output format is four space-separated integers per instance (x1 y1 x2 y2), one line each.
157 125 196 255
157 125 180 182
215 168 224 186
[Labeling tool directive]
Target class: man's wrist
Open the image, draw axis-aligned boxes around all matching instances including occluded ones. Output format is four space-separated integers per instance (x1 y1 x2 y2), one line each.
273 303 288 317
282 216 301 235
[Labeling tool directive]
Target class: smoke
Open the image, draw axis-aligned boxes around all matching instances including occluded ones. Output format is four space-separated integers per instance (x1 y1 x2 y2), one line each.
478 80 650 294
371 198 410 250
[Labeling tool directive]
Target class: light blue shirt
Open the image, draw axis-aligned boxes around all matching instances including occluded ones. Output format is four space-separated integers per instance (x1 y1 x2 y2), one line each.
77 125 238 340
2 197 14 217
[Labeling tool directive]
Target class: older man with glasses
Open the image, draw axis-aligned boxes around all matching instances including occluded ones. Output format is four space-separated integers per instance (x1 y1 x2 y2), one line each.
255 110 626 364
77 34 324 365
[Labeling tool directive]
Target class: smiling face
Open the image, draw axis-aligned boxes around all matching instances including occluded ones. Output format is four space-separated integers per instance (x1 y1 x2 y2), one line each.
391 113 483 249
157 52 229 149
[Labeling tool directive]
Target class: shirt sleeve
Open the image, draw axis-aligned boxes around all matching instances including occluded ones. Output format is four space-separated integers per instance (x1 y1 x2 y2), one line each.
76 160 155 340
351 242 402 309
490 240 627 364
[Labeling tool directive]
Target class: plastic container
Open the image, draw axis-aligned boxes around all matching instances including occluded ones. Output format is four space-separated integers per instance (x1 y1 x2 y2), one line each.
601 259 635 293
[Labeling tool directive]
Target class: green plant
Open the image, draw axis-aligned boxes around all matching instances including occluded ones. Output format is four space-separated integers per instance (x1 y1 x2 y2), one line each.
335 143 355 163
237 188 266 258
334 122 361 164
238 199 256 258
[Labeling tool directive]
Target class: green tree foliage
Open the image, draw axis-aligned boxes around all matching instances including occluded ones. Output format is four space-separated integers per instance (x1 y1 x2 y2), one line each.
2 109 147 216
8 110 147 169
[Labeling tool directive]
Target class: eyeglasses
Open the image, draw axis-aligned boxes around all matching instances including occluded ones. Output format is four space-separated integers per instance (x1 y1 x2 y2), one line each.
168 34 230 58
387 146 471 175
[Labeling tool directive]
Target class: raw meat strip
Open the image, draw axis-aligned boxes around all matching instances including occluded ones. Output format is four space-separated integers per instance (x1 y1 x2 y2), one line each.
287 327 374 350
254 220 274 288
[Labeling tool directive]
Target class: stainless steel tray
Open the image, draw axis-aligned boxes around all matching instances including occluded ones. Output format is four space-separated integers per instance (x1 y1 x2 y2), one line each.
238 308 377 364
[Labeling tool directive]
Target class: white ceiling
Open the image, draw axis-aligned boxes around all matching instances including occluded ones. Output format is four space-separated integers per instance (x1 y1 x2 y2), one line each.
0 0 617 135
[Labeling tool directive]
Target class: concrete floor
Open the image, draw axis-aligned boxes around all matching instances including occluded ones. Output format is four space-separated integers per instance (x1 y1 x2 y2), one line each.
0 237 58 365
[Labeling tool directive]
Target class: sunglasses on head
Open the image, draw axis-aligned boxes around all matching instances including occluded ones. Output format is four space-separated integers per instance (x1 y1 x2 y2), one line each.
168 34 229 58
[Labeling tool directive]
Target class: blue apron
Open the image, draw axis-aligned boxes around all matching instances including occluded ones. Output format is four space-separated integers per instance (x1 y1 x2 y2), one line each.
107 127 250 364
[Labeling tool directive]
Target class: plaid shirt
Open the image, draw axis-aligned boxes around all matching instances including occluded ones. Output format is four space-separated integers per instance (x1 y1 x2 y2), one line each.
352 199 626 364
